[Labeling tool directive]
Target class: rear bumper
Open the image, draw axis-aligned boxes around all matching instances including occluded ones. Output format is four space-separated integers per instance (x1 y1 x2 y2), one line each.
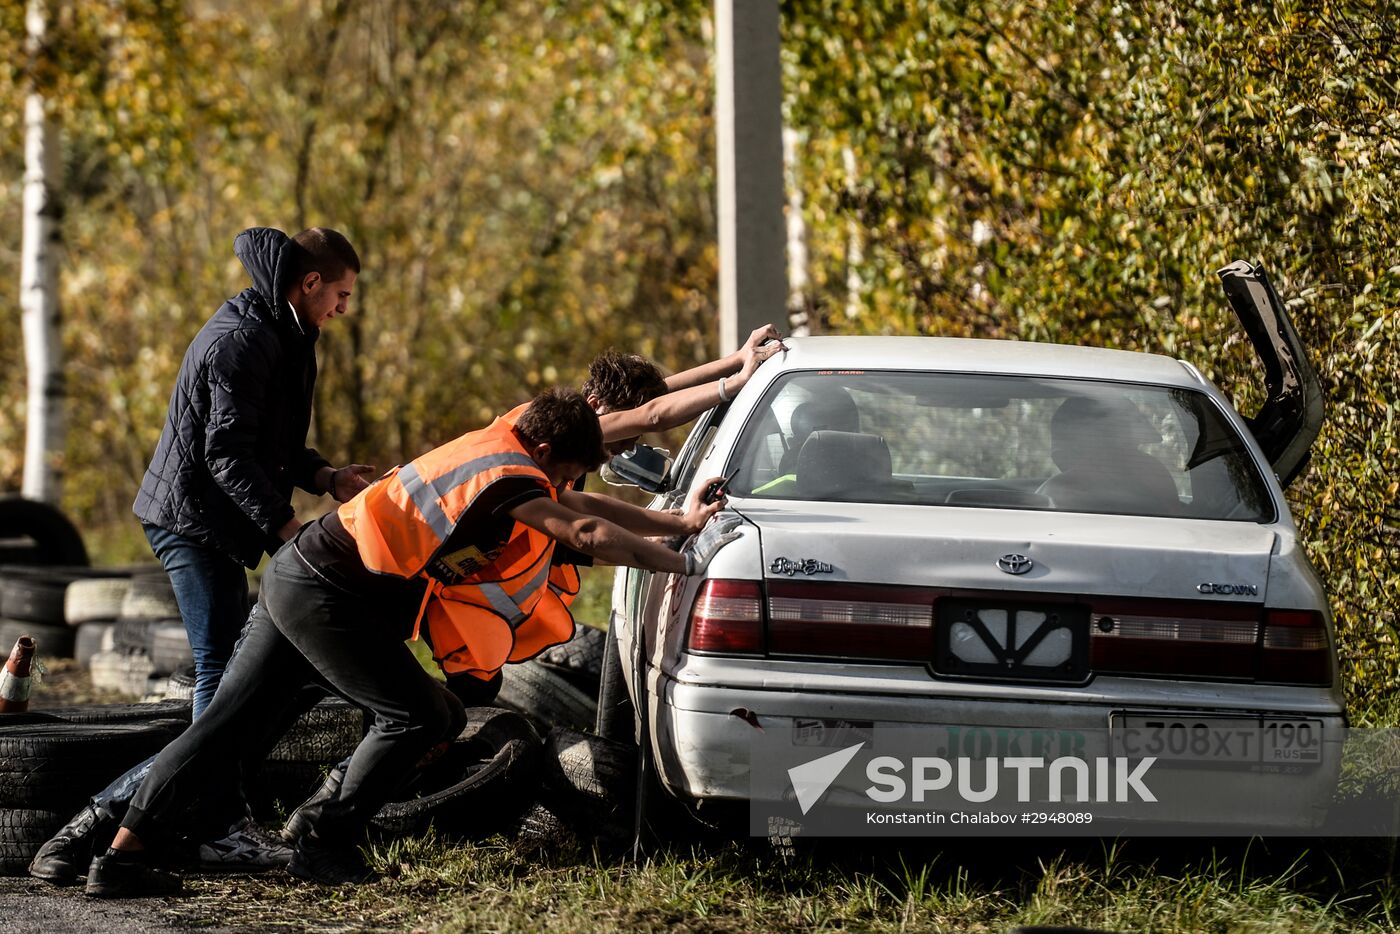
647 673 1345 832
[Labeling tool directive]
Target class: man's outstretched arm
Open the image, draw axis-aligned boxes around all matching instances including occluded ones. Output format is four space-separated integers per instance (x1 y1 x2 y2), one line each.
558 477 725 538
664 323 784 390
598 331 786 443
510 497 742 576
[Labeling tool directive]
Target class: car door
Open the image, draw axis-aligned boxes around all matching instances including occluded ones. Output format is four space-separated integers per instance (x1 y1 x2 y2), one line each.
1217 260 1325 488
611 403 731 698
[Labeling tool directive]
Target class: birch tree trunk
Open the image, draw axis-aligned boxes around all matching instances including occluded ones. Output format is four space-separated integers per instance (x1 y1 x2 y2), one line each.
782 127 810 337
21 0 64 504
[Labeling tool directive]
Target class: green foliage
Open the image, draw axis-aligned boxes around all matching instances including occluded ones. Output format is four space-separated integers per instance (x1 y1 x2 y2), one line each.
782 0 1400 720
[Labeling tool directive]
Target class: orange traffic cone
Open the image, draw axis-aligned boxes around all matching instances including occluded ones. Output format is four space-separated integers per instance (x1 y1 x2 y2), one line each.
0 635 36 713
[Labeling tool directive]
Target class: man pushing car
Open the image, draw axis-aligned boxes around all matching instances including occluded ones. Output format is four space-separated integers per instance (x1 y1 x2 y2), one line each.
85 387 743 896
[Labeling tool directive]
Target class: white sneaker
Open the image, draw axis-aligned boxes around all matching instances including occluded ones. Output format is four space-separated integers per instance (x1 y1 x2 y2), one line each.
198 818 294 870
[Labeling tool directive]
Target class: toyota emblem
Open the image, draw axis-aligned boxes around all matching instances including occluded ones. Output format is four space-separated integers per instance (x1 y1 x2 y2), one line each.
997 553 1033 575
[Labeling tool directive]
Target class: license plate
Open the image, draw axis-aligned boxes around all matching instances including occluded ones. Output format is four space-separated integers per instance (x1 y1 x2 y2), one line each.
935 599 1089 682
1110 714 1325 766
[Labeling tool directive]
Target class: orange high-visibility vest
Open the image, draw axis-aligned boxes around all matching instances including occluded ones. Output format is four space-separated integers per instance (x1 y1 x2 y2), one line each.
337 404 574 677
548 563 580 606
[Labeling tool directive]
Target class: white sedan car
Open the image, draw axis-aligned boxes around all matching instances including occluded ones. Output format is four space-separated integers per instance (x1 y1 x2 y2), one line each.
600 262 1341 833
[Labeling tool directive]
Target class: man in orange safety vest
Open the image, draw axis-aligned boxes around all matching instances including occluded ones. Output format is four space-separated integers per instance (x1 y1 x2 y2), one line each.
84 387 742 897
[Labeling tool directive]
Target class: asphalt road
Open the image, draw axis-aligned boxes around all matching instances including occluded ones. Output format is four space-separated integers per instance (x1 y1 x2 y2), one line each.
0 876 195 933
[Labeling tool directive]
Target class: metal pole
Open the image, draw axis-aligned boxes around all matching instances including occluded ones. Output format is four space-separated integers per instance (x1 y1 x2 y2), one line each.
715 0 788 351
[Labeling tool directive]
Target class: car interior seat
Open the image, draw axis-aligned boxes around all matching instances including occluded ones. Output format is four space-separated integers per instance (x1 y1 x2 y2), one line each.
795 430 894 500
1036 397 1181 515
778 392 862 477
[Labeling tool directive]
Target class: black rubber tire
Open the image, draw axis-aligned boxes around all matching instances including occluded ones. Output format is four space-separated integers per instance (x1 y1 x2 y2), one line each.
535 623 606 693
595 623 636 743
0 807 67 876
0 618 75 659
0 712 63 727
0 721 182 810
0 574 69 624
118 573 181 622
511 801 577 851
267 698 365 763
113 618 153 653
31 699 192 727
148 622 193 675
0 543 43 567
0 496 88 567
371 707 544 840
73 621 114 668
540 727 636 849
64 577 131 626
496 659 597 731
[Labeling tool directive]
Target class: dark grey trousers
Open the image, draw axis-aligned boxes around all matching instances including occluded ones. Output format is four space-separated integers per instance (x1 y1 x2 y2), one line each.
123 544 466 848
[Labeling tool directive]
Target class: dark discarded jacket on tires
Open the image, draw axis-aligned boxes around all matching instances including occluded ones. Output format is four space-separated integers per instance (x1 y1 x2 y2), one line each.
133 227 330 568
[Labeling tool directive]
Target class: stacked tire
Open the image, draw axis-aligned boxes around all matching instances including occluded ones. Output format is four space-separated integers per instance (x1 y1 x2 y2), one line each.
89 570 188 698
0 709 187 875
0 562 180 698
490 624 642 850
0 498 87 663
371 706 544 842
495 623 606 732
0 567 92 661
249 696 368 820
0 496 88 568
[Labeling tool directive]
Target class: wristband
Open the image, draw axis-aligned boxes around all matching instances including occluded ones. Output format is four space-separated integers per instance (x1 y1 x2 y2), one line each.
683 551 697 576
717 376 731 403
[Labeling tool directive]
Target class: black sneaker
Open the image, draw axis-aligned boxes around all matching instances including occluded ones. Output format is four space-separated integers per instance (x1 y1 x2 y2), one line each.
29 802 116 886
84 849 183 899
199 818 293 870
287 838 377 885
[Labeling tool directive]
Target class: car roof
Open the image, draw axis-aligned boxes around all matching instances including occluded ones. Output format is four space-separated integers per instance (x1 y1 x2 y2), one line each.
775 336 1202 387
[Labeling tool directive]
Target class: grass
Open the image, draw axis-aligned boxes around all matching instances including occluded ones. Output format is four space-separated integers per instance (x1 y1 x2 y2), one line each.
152 828 1400 933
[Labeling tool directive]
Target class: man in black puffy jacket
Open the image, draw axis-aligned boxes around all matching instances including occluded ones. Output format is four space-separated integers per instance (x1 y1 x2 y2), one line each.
133 225 374 715
29 226 374 885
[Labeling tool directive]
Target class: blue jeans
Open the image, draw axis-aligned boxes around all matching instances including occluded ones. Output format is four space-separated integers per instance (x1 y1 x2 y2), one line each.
143 524 250 719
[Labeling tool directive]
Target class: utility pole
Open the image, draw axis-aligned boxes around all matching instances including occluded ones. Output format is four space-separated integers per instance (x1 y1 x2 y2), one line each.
714 0 788 351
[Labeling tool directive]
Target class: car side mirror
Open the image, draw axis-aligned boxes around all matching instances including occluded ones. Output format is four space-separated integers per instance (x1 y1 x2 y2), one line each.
600 444 673 493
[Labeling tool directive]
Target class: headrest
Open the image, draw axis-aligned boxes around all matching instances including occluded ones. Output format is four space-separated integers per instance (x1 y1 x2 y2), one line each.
790 393 860 441
795 431 892 499
1050 396 1162 471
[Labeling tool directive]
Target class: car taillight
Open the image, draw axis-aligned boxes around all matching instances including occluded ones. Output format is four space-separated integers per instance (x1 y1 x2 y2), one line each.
767 581 934 661
1089 599 1260 680
1259 609 1331 685
687 580 764 655
1089 600 1333 686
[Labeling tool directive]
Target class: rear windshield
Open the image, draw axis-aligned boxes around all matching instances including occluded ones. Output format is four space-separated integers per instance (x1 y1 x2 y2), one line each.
728 371 1275 522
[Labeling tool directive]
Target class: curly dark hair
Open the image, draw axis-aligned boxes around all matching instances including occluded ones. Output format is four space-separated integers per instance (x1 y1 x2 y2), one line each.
514 387 607 468
581 349 668 413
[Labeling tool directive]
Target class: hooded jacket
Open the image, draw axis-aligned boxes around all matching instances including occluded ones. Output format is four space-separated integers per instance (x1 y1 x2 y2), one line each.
133 227 331 567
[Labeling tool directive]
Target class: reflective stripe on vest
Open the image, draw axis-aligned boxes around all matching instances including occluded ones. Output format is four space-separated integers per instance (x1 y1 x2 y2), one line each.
397 452 538 543
337 404 574 675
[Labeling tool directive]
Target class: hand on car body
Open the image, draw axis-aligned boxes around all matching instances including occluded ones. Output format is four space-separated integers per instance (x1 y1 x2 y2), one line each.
682 514 744 576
